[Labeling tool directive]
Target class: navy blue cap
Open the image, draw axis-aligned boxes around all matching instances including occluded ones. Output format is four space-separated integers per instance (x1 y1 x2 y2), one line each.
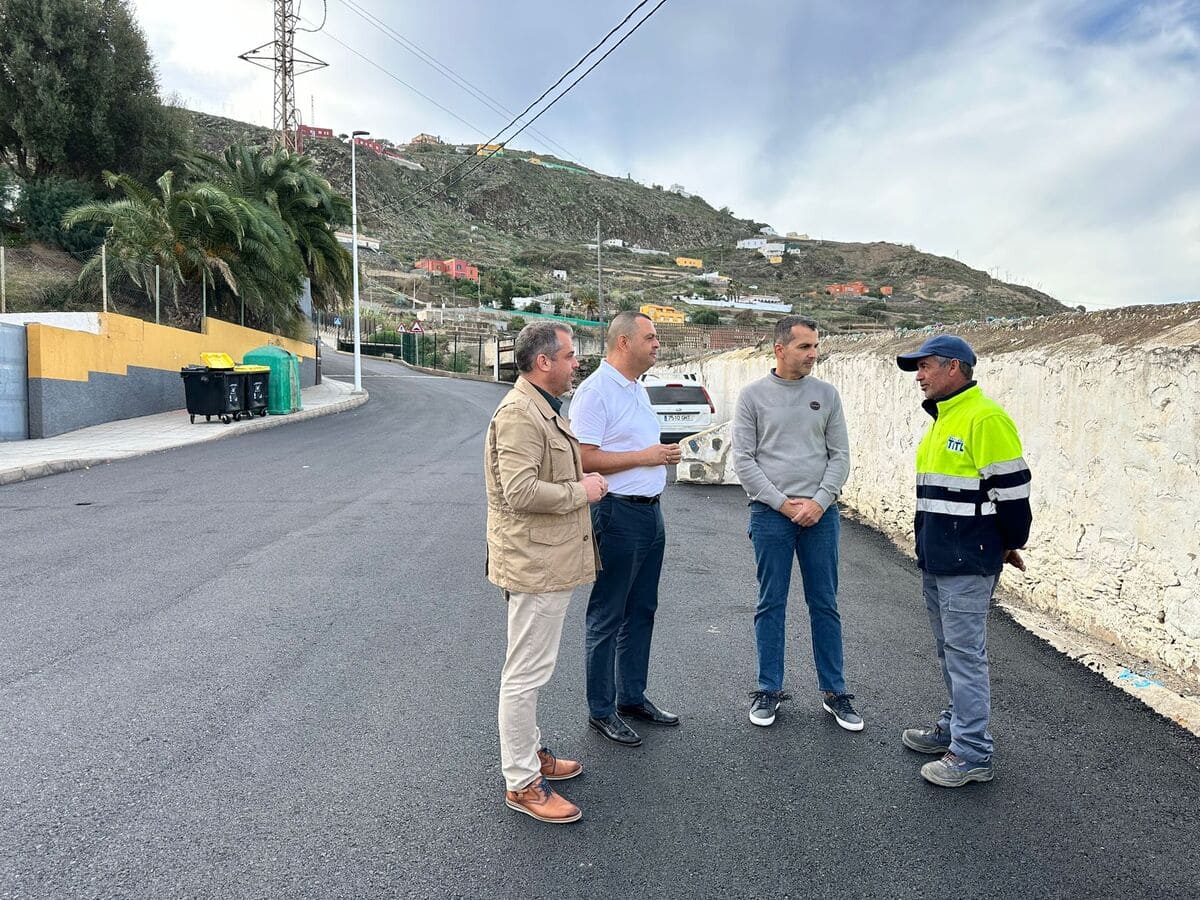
896 335 976 371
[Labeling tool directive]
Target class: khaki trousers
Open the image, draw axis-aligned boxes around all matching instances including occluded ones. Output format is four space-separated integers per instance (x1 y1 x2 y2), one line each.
498 588 573 791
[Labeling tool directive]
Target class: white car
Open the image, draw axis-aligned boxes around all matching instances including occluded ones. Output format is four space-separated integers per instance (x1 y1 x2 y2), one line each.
641 373 715 443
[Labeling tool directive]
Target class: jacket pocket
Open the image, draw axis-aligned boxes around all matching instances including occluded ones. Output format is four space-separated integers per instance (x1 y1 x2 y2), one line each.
530 523 574 546
548 437 576 483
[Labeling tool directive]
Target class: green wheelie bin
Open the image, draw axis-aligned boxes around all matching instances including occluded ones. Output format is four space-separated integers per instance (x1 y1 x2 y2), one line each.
243 345 302 415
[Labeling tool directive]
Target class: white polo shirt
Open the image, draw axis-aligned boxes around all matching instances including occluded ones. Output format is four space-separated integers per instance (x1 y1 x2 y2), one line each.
569 360 666 496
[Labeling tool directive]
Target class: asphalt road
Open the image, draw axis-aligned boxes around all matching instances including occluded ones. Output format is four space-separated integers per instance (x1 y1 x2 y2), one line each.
1 353 1198 899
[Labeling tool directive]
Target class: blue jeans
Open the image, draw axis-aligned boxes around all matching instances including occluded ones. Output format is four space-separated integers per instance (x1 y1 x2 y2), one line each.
922 571 998 764
749 502 845 695
585 496 666 718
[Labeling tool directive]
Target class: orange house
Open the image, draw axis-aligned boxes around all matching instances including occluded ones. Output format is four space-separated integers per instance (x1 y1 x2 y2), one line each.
827 281 868 296
415 258 479 282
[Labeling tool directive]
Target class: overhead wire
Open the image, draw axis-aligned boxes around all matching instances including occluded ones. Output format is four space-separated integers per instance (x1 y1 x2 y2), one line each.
365 0 667 217
302 23 490 139
333 0 583 164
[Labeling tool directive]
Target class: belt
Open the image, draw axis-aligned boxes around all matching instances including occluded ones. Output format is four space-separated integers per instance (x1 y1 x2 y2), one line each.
609 493 660 505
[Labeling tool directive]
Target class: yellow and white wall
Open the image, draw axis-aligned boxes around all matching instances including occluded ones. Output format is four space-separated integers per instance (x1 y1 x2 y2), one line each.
22 314 315 438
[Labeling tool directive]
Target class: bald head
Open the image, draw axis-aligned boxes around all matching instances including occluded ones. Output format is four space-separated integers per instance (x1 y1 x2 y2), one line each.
607 310 651 344
605 310 660 380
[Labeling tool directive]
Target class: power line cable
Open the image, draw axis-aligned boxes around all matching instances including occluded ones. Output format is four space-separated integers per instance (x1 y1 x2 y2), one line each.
302 22 490 138
366 0 665 217
296 0 328 33
333 0 582 164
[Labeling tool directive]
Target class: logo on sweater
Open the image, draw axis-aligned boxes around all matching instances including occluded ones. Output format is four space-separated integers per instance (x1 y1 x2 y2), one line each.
809 401 821 410
946 436 965 453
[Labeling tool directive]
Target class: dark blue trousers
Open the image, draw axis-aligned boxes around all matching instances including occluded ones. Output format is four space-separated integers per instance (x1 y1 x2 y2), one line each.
585 496 666 718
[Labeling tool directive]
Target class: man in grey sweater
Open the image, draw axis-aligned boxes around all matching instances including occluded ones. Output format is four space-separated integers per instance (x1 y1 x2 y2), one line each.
731 316 861 730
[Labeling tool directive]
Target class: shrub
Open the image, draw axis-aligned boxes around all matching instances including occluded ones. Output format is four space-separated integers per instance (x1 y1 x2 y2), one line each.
19 177 104 254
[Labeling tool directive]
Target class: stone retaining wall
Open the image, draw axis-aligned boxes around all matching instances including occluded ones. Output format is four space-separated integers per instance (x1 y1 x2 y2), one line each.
659 304 1200 688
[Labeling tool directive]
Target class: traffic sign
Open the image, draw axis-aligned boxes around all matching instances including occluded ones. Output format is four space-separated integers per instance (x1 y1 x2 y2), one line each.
396 322 407 333
410 321 424 334
333 316 342 327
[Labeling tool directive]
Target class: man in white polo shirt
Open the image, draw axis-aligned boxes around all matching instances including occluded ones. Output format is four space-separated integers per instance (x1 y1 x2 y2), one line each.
569 311 683 746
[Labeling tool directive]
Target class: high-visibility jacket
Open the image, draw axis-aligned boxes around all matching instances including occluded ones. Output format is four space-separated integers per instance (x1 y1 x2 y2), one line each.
914 382 1031 575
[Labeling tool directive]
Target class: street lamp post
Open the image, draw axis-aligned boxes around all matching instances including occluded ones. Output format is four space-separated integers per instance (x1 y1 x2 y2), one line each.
348 129 369 393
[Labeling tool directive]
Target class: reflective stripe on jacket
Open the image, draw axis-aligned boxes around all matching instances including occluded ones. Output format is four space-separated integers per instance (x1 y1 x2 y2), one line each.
914 382 1031 575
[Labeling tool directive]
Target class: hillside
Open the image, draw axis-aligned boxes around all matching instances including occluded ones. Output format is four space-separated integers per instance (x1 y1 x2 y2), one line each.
7 111 1068 328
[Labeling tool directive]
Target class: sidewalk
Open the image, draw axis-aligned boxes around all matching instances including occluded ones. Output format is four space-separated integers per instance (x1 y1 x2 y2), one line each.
0 378 367 486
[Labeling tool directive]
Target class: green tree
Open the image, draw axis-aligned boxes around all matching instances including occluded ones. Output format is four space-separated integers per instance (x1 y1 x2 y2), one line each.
0 0 187 183
182 145 353 311
17 176 103 253
65 170 305 330
508 315 526 331
689 309 720 326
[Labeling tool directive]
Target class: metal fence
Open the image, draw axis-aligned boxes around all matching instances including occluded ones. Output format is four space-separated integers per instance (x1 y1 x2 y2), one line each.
335 318 511 379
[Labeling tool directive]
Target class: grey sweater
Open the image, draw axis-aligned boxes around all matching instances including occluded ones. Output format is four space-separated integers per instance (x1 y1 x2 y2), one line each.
731 370 851 512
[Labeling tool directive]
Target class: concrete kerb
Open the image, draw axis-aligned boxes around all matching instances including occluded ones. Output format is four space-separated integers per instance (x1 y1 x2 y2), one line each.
0 379 367 487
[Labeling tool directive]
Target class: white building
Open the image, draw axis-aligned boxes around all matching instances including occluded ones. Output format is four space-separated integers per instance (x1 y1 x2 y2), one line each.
551 269 568 281
686 295 791 313
759 242 786 257
602 238 626 248
629 245 668 256
736 237 767 250
513 298 556 314
697 271 727 283
669 183 694 198
759 225 779 236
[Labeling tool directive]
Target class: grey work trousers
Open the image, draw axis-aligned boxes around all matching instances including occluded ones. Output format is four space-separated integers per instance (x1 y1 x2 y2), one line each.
922 571 1000 764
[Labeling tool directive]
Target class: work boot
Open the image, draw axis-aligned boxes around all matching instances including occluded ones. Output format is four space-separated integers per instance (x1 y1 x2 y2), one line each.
504 776 582 823
920 752 994 788
538 746 582 781
902 724 952 754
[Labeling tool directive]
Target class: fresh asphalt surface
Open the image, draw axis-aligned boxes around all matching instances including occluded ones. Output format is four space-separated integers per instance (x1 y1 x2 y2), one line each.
2 353 1198 900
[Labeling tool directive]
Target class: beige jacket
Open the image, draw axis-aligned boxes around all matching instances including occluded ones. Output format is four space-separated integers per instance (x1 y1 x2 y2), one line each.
484 377 599 594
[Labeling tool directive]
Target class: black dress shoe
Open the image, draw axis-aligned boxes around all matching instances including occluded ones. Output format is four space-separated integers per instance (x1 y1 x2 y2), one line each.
588 713 642 746
617 698 680 726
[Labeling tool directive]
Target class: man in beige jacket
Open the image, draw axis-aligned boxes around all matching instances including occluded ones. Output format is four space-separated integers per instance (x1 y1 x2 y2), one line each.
485 321 607 824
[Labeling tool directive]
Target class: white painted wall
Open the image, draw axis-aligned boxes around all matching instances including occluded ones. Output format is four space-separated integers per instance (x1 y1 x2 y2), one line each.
0 312 101 333
661 306 1200 688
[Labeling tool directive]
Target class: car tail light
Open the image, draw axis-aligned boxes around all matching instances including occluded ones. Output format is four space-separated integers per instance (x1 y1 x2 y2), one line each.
702 388 715 413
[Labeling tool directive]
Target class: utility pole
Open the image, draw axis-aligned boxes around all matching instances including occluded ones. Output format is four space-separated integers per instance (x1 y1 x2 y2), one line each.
155 265 160 324
100 244 107 313
1 246 6 314
240 0 327 152
597 219 605 355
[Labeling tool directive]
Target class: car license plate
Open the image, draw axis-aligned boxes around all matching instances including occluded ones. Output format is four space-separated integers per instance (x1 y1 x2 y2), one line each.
662 414 693 422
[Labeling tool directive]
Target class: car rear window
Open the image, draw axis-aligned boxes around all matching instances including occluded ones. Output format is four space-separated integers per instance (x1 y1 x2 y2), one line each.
646 386 708 405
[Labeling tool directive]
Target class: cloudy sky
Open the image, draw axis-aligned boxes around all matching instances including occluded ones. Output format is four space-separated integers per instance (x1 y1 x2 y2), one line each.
131 0 1199 309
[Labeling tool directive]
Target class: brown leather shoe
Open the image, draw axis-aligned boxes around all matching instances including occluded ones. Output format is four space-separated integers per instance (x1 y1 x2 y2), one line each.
538 746 583 781
505 776 582 824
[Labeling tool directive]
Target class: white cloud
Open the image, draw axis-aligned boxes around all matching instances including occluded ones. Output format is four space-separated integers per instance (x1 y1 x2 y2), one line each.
126 0 1198 309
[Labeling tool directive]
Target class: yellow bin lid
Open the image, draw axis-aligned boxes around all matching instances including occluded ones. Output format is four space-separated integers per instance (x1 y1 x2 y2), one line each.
233 365 271 372
200 351 236 369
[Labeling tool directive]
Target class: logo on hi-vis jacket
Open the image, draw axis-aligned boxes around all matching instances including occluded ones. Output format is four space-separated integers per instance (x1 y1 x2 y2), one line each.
946 436 965 453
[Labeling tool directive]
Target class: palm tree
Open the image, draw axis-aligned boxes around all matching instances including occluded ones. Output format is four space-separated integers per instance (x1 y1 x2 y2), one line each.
65 169 305 329
183 145 353 311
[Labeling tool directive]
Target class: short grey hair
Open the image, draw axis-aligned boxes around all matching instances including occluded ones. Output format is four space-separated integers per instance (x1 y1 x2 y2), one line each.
608 310 651 345
774 315 819 346
934 355 974 381
515 321 572 373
